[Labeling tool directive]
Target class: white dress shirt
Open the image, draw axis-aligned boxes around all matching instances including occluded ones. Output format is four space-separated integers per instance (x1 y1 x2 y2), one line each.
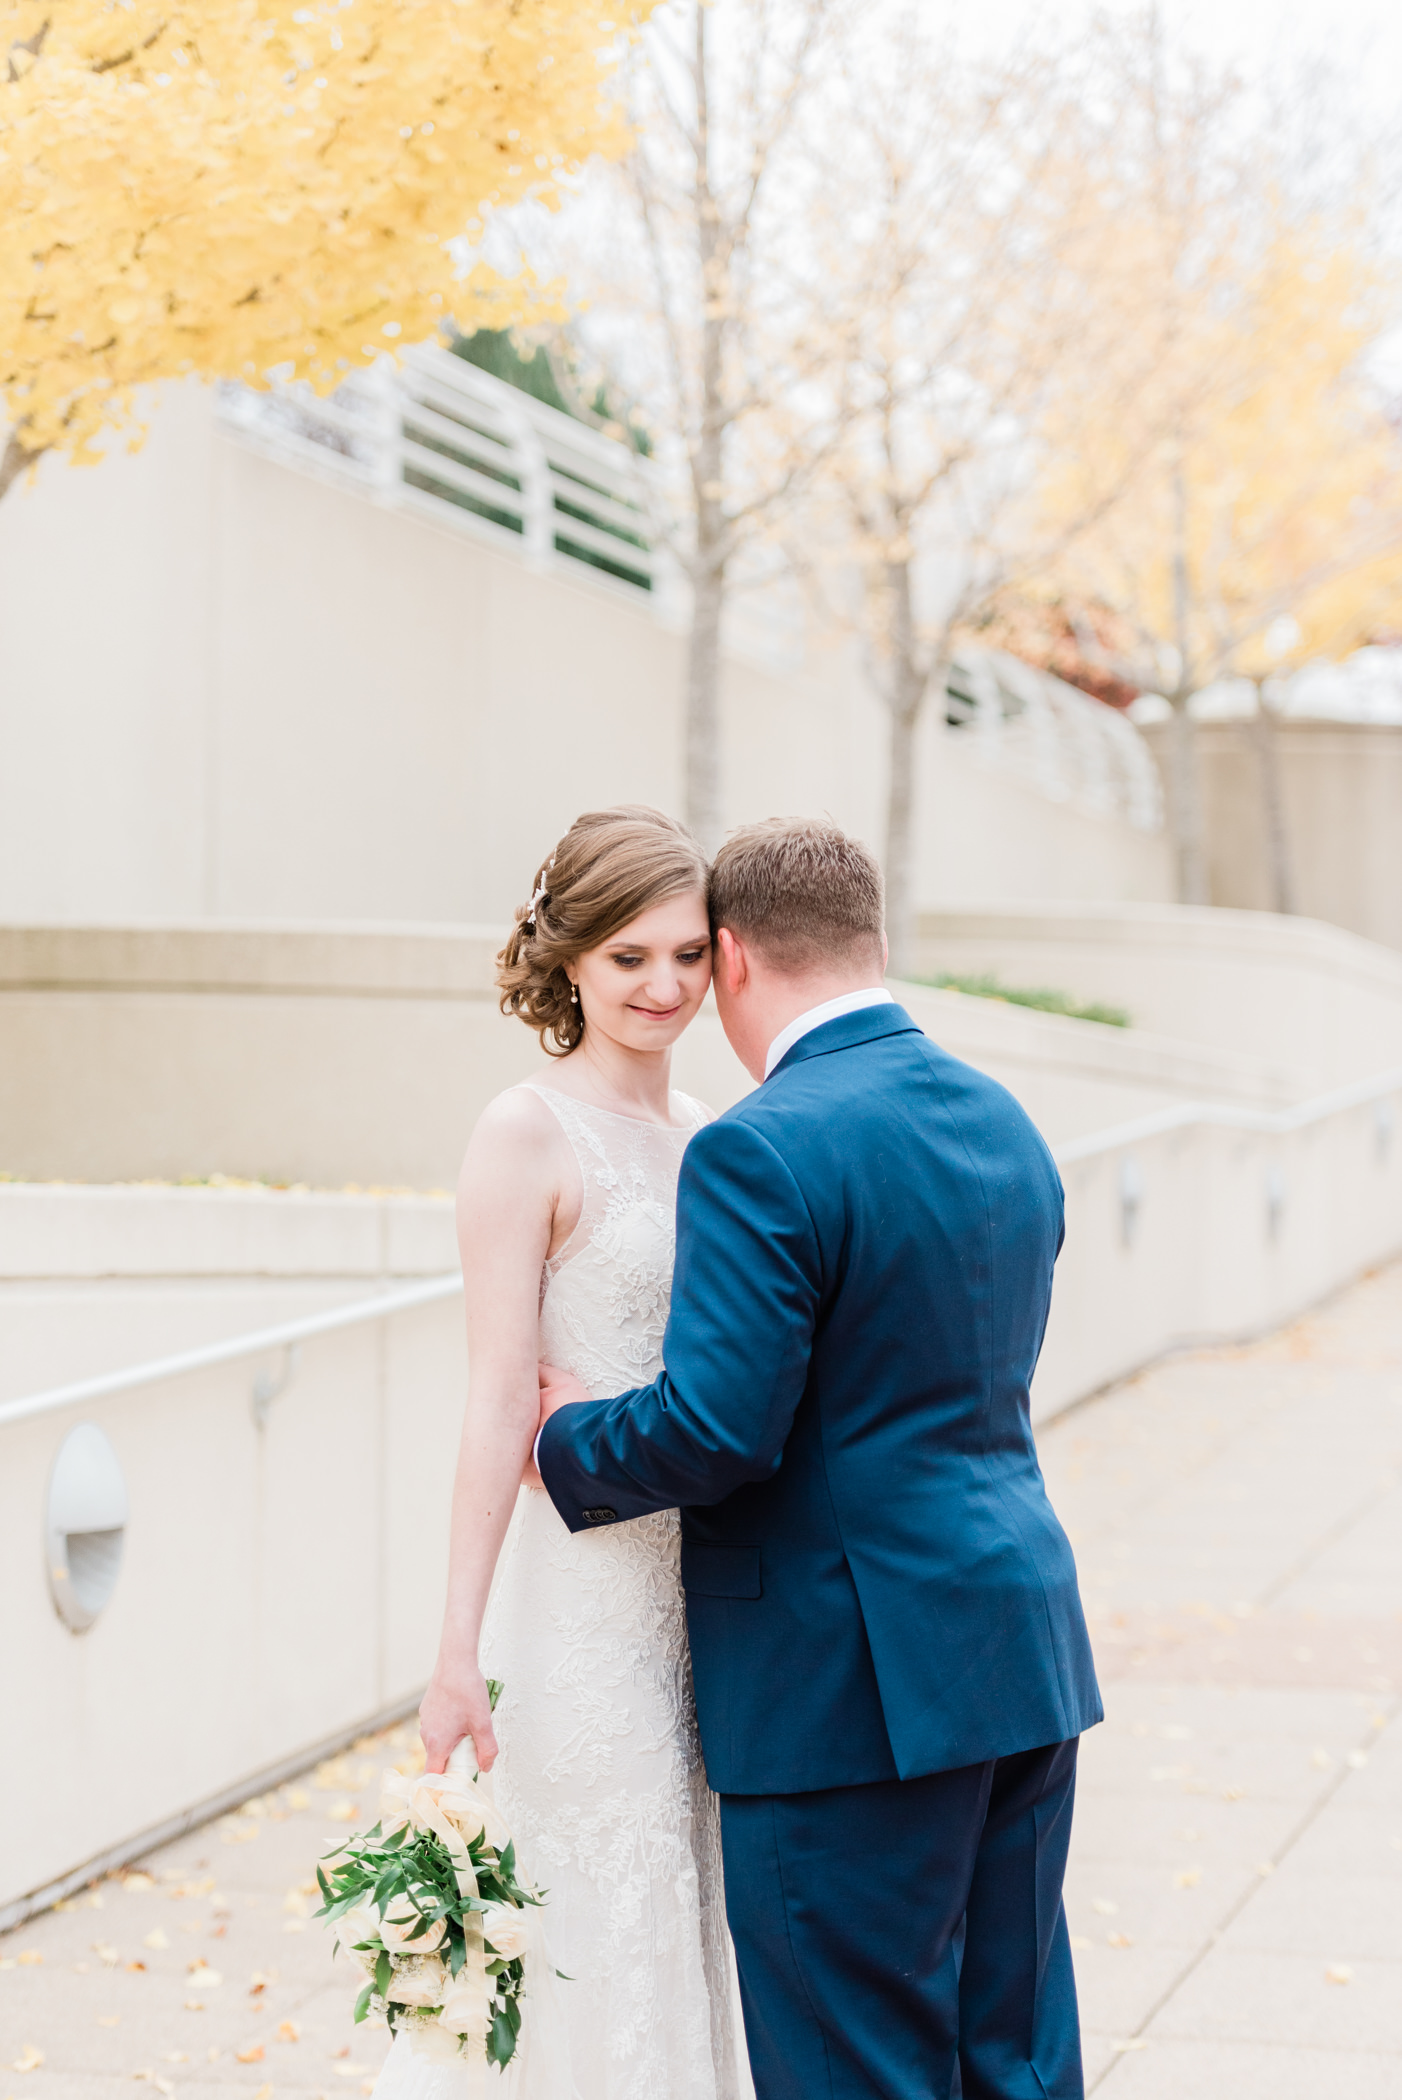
763 986 894 1079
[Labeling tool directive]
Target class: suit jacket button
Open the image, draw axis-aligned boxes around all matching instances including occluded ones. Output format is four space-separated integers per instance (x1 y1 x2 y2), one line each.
583 1507 617 1524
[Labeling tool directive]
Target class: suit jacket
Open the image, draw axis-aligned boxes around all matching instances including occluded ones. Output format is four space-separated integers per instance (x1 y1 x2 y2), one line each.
537 1003 1102 1795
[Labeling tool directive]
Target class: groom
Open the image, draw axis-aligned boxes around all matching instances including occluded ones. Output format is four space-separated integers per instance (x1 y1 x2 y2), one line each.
536 818 1102 2100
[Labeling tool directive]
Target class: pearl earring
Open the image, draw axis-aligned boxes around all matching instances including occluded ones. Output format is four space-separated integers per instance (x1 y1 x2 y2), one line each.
570 981 579 1006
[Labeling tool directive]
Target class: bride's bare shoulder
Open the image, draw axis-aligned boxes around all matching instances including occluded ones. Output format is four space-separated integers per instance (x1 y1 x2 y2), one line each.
467 1081 566 1157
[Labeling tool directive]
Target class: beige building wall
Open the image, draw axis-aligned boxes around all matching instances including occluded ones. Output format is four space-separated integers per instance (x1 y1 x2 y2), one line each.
0 384 1171 928
0 919 1310 1190
1143 719 1402 951
914 899 1402 1094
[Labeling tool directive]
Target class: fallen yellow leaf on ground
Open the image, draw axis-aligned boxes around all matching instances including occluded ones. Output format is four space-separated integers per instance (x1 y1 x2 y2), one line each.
12 2046 45 2073
186 1964 221 1988
143 1930 170 1951
15 1951 42 1967
1325 1964 1352 1985
276 2021 300 2043
236 2043 266 2064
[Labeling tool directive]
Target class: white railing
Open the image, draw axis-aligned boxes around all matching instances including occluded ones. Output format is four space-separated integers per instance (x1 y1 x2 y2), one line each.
0 1272 463 1431
1053 1063 1402 1167
215 346 660 597
946 649 1166 834
5 1066 1398 1436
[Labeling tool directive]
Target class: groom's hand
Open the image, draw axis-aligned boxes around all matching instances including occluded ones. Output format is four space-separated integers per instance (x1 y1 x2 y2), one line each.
538 1359 590 1430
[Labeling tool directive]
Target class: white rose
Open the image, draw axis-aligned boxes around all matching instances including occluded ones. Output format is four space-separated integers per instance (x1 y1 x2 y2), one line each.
401 2014 465 2065
334 1903 382 1973
380 1770 488 1852
384 1952 449 2008
480 1904 531 1963
438 1978 493 2039
380 1903 446 1955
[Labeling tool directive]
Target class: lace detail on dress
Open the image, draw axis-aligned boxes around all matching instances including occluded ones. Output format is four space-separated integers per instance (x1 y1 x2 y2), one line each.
467 1085 743 2100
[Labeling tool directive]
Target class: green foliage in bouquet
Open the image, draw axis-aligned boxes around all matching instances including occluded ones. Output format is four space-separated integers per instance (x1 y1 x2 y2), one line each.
314 1682 542 2071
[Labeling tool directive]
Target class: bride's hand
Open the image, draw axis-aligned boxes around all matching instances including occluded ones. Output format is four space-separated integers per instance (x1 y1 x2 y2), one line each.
419 1657 499 1776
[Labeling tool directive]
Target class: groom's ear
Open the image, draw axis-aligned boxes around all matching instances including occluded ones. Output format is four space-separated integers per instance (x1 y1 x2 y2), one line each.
715 925 748 993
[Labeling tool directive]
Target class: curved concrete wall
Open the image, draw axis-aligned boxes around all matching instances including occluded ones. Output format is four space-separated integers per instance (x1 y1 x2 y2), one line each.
0 384 1171 929
0 919 1300 1188
915 900 1402 1093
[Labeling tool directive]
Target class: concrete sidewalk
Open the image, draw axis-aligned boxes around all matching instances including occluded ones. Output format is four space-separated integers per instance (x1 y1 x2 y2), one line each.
3 1260 1400 2098
1042 1257 1402 2095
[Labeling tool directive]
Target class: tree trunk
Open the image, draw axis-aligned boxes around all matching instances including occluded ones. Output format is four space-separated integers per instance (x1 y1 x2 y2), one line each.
683 2 727 852
1168 692 1209 905
884 698 921 979
0 430 42 504
881 558 932 980
685 557 725 850
1252 684 1297 915
1165 461 1210 905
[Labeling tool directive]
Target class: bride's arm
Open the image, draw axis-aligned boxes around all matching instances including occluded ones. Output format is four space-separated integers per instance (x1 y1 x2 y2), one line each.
419 1091 567 1775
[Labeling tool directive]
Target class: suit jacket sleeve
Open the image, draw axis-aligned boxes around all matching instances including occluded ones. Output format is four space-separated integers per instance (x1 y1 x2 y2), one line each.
537 1115 820 1532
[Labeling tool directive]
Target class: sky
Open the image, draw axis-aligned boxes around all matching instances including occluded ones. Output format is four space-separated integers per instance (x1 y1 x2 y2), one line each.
965 0 1402 110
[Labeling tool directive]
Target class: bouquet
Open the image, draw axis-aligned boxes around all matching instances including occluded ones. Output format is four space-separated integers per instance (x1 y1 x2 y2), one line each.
315 1687 544 2073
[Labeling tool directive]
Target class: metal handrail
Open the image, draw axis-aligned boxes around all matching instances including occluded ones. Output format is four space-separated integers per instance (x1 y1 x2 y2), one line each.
0 1271 463 1431
1050 1062 1402 1167
3 1062 1398 1434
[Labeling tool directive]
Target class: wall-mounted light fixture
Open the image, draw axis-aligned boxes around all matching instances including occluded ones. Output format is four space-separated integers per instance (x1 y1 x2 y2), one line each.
46 1423 128 1634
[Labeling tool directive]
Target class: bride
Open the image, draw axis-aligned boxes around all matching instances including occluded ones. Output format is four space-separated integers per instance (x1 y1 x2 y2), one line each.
375 806 746 2100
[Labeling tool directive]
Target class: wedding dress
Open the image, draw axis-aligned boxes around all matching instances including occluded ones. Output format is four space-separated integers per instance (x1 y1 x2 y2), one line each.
374 1082 747 2100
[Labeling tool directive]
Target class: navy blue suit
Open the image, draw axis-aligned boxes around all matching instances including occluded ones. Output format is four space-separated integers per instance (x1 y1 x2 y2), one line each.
539 1004 1101 2098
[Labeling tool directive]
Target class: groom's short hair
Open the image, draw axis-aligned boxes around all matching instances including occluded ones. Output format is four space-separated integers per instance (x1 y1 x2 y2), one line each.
709 818 885 974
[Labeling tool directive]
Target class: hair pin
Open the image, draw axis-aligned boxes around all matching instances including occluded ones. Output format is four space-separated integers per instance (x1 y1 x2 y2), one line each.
525 856 555 932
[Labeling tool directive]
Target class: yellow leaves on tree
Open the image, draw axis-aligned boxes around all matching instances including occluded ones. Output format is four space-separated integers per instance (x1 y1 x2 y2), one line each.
0 0 649 488
1039 226 1402 697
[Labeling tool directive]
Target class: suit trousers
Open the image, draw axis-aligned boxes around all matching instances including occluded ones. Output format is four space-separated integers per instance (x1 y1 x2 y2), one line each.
719 1739 1083 2100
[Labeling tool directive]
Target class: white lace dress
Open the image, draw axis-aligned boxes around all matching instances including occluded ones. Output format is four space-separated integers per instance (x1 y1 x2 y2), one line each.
375 1084 746 2100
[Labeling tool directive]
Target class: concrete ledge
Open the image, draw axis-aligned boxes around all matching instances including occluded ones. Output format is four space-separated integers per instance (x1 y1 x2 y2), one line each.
919 898 1402 987
915 900 1402 1088
0 920 507 997
0 1181 456 1280
0 918 1329 1189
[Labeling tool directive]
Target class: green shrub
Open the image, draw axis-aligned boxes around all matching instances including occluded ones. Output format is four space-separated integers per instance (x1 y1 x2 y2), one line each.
916 972 1130 1028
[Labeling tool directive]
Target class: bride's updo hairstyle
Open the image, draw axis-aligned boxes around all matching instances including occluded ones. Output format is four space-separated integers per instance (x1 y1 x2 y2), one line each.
497 805 709 1055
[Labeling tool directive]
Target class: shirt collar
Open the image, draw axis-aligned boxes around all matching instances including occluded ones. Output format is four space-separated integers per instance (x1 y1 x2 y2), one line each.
763 987 894 1080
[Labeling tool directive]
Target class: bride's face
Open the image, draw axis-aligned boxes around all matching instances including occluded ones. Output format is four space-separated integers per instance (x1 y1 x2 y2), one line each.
569 889 712 1053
